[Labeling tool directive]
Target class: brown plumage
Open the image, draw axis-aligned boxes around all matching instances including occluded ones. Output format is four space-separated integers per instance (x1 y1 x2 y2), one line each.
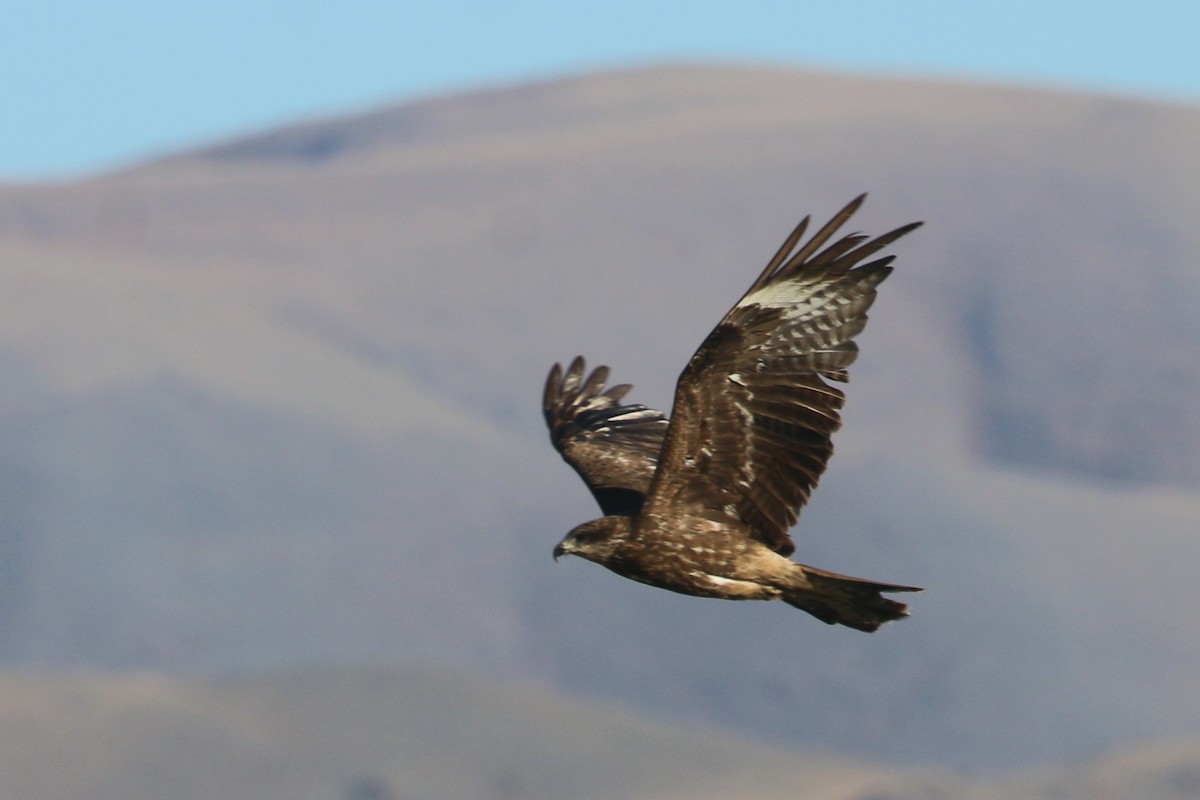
545 195 922 632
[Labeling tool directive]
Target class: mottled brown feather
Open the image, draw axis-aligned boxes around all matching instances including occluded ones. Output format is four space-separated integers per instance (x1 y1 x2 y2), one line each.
643 198 921 556
543 356 669 516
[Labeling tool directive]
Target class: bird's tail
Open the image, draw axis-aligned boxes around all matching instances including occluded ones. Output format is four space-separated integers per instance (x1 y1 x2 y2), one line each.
783 564 921 632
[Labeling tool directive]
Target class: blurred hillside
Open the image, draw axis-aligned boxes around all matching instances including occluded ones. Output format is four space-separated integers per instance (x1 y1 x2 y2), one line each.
1 666 1198 800
0 64 1198 769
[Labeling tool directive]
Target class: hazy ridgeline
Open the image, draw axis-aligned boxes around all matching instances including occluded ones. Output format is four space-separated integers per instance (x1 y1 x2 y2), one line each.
0 64 1198 791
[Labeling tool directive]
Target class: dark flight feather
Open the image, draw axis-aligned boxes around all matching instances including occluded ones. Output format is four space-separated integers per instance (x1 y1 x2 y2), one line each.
543 356 668 516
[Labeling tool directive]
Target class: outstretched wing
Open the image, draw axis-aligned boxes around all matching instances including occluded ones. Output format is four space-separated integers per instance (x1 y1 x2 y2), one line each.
643 195 921 556
544 356 669 516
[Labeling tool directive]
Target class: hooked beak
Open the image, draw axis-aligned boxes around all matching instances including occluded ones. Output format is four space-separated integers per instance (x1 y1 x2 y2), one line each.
552 542 567 561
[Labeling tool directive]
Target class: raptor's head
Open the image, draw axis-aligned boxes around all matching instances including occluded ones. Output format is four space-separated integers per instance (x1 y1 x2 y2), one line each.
553 516 632 563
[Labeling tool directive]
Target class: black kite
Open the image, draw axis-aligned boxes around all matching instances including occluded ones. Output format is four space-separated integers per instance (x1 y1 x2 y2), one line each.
544 195 922 631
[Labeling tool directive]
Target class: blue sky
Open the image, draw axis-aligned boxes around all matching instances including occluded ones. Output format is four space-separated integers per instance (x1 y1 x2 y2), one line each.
5 0 1198 180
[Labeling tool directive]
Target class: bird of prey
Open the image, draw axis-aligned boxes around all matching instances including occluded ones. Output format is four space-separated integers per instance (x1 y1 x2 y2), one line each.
544 195 922 632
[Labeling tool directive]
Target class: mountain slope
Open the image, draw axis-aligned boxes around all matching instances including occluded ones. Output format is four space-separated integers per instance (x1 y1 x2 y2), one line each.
0 64 1198 768
0 666 926 800
1 666 1197 800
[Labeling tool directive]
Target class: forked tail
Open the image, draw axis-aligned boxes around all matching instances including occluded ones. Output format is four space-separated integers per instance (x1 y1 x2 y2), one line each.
784 564 921 632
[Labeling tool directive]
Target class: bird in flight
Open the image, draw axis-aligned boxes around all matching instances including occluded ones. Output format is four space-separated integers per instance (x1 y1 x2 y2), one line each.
543 195 922 631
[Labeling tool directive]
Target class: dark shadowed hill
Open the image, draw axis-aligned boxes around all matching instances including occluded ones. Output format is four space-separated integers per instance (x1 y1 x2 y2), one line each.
0 64 1198 769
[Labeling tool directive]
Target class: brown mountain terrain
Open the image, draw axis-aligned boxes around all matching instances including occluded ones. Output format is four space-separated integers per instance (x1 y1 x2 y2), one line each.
1 666 1198 800
0 64 1198 769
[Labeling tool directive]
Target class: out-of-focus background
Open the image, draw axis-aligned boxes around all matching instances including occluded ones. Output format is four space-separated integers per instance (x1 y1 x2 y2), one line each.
3 3 1200 798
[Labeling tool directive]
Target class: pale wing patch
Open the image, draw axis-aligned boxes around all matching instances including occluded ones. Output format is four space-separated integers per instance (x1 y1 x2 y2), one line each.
700 573 782 599
737 280 822 311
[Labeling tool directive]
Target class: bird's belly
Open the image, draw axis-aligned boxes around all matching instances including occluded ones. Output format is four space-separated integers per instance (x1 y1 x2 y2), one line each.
603 546 779 601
